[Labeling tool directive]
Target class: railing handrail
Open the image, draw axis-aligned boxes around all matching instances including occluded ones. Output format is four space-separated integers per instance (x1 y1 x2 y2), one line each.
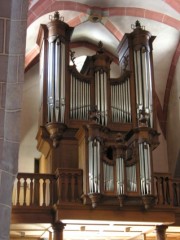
153 173 180 184
17 172 56 179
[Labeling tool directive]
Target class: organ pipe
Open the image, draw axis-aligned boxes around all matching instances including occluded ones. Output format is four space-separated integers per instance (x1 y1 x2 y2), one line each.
139 142 152 195
47 36 66 123
116 157 124 195
46 12 73 125
126 164 137 192
111 78 132 123
132 21 154 127
92 42 111 126
69 67 91 120
88 138 101 193
95 71 108 125
103 162 114 192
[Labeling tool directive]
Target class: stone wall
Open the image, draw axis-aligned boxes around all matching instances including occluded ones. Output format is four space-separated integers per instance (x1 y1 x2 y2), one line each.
0 0 28 239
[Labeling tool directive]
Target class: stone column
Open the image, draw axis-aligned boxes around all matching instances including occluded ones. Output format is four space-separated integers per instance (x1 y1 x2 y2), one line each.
52 222 65 240
0 0 28 239
156 225 168 240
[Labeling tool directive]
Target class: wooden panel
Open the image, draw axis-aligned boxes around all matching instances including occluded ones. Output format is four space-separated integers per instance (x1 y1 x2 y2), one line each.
52 139 78 171
11 207 54 224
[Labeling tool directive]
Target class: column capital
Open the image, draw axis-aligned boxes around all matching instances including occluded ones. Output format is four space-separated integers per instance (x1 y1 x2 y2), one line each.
52 221 66 232
52 221 66 240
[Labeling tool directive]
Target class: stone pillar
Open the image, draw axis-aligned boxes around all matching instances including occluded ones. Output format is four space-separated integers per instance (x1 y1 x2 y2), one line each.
52 222 65 240
0 0 28 239
156 225 168 240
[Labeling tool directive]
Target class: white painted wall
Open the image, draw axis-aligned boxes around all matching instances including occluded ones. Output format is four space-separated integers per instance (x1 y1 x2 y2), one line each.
167 57 180 176
152 121 169 173
18 63 41 173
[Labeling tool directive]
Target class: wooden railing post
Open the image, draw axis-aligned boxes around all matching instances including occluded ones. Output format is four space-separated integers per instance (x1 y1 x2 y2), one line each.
71 173 75 201
23 177 27 206
42 178 46 206
30 177 33 206
34 177 40 206
16 177 21 206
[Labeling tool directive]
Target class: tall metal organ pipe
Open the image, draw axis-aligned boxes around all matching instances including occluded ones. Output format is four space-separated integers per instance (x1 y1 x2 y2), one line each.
46 12 73 124
139 142 152 195
88 138 101 194
47 37 65 123
92 42 111 126
132 21 155 127
116 157 125 195
95 70 108 125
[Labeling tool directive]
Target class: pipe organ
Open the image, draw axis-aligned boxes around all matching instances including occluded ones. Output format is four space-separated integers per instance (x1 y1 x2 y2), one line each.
37 14 159 209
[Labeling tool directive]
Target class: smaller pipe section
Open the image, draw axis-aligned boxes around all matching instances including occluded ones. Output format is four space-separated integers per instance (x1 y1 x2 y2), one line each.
139 142 152 195
88 139 101 193
110 79 131 123
116 157 124 195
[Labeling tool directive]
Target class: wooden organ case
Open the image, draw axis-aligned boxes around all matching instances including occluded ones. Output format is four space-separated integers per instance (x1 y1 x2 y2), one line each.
36 13 159 210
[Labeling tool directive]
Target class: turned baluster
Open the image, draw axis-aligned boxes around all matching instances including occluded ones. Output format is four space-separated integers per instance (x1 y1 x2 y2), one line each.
177 182 180 206
160 177 165 204
168 177 173 207
77 172 83 199
165 177 170 205
71 173 75 201
29 177 33 206
42 178 46 206
23 178 27 206
49 179 53 205
57 173 63 202
16 177 21 206
34 176 40 206
156 177 163 205
64 174 69 201
173 181 180 206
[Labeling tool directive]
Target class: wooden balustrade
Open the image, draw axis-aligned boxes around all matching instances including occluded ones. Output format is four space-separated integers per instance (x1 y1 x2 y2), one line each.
12 173 56 207
12 171 180 208
55 168 83 203
172 180 180 206
153 173 180 207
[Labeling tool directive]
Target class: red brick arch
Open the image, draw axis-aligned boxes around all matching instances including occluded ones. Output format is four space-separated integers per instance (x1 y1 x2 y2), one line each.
28 1 180 29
